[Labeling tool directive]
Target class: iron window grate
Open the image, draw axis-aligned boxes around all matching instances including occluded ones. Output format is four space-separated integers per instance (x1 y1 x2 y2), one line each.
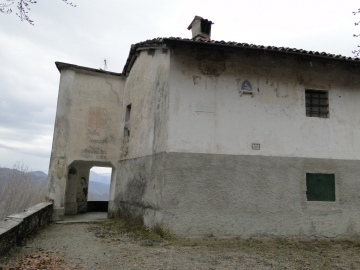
305 90 329 118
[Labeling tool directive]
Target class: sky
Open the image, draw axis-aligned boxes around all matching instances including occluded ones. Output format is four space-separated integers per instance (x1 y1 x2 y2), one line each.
0 0 359 174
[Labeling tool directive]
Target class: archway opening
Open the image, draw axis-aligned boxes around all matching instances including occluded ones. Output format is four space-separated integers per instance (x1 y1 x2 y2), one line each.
88 166 112 201
65 161 115 216
87 166 112 213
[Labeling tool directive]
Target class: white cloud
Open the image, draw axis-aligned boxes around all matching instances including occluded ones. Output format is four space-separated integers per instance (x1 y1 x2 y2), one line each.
0 0 359 172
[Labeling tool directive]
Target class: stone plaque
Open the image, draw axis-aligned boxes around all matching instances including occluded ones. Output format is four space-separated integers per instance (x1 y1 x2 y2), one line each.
252 143 260 150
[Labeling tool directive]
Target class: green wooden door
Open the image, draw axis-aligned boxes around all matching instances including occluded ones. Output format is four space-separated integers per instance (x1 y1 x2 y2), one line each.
306 173 335 201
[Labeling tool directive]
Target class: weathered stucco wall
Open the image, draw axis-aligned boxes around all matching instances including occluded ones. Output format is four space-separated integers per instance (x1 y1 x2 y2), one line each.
113 46 360 237
64 70 124 163
65 162 92 215
47 69 124 218
47 43 360 237
120 49 170 159
109 154 165 226
168 46 360 160
109 48 170 219
159 153 360 237
112 152 360 238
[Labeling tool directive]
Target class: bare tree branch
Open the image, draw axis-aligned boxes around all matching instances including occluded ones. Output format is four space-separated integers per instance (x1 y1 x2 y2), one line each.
353 9 360 57
61 0 76 7
0 0 76 25
0 162 46 220
16 0 36 25
0 0 14 14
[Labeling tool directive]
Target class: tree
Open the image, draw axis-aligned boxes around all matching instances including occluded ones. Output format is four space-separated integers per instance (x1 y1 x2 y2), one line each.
0 0 76 25
353 8 360 57
0 162 47 220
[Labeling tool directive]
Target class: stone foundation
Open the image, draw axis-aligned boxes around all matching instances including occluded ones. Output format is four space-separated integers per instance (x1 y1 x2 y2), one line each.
111 152 360 238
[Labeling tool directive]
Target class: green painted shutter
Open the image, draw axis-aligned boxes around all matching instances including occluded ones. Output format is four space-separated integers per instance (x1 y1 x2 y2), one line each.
306 173 335 201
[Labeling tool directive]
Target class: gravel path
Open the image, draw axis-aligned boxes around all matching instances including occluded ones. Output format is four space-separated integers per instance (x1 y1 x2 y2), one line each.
1 220 360 269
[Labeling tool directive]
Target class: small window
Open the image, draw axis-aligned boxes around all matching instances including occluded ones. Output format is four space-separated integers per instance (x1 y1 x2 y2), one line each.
147 49 155 56
305 90 329 118
306 173 335 201
125 104 131 122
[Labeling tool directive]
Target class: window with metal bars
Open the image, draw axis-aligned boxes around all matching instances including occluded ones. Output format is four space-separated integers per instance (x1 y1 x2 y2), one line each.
305 90 329 118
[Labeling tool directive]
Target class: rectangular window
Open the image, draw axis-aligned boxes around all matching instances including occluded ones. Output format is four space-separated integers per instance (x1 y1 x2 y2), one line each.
305 90 329 118
125 104 131 122
122 104 131 158
306 173 335 201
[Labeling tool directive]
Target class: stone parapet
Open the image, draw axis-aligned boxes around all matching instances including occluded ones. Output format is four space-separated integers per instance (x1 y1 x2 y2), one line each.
0 202 53 255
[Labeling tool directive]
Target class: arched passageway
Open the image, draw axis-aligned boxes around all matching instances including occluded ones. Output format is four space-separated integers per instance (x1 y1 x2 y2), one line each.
64 161 116 215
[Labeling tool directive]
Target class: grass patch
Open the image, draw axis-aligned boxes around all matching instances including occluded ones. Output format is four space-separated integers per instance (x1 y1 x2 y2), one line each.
88 218 174 246
89 218 360 261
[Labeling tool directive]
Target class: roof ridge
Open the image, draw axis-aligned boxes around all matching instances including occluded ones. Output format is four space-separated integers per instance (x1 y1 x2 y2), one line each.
128 37 360 63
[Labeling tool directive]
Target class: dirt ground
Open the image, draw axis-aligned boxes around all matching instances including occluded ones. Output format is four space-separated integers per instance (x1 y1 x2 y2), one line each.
1 219 360 270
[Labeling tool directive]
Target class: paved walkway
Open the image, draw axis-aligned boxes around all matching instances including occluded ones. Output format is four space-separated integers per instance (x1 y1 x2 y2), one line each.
54 212 108 224
2 218 360 269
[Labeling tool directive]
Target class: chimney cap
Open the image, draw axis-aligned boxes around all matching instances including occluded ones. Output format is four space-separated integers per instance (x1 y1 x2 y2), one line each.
187 15 214 30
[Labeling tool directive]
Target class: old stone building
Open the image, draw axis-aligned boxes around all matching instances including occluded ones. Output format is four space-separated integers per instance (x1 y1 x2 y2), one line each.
47 16 360 237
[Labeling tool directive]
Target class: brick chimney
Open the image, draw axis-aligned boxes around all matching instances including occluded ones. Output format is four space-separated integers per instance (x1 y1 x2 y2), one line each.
187 16 213 41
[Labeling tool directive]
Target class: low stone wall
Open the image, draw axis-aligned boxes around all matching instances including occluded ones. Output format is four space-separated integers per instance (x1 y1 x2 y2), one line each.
0 202 53 255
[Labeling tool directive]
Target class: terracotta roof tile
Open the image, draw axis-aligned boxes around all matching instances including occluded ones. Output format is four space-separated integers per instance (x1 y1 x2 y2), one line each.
56 37 360 76
123 37 360 74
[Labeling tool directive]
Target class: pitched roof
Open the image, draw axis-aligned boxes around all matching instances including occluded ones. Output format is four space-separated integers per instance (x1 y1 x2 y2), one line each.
55 62 123 76
56 37 360 77
122 37 360 75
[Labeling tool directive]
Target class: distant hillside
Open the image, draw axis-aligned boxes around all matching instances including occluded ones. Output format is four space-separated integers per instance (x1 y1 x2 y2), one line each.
88 180 110 201
89 171 111 185
0 167 110 202
31 171 47 178
88 171 110 201
0 167 47 185
0 166 47 220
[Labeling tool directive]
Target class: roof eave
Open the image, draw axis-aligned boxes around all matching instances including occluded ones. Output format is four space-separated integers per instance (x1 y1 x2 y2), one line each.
55 62 124 77
161 38 360 65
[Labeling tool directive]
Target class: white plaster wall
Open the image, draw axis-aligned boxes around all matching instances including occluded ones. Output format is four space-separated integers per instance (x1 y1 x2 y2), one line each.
159 153 360 237
167 47 360 160
121 49 170 159
109 49 170 219
65 70 124 164
47 68 124 213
